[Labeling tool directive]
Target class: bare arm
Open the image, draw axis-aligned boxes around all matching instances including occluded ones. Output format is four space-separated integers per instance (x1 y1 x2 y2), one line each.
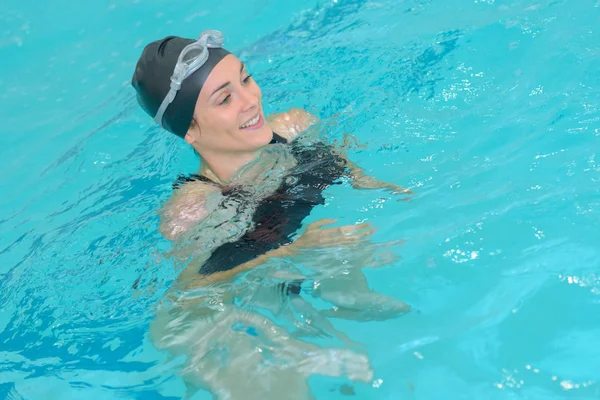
169 215 373 291
158 180 218 240
339 152 412 195
174 243 296 289
267 108 412 195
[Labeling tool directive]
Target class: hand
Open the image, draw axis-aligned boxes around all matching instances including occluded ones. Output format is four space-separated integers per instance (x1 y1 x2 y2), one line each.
339 152 414 201
352 175 413 195
382 182 415 202
292 219 375 251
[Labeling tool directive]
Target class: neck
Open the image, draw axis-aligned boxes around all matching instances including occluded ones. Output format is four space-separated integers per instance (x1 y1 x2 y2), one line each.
198 149 261 185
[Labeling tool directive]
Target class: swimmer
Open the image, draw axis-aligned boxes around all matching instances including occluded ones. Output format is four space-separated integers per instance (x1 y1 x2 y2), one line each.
132 30 411 399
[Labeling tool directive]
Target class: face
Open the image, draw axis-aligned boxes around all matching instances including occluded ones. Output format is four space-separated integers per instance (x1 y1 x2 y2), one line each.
185 54 273 154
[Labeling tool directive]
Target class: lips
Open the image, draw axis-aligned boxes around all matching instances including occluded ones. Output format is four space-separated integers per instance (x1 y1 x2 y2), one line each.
240 114 264 130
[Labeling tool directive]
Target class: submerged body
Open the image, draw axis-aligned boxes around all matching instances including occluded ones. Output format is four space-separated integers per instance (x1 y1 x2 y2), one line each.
173 132 347 275
152 127 409 399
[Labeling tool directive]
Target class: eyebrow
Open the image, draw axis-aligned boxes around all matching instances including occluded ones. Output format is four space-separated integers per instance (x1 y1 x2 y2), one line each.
210 62 247 99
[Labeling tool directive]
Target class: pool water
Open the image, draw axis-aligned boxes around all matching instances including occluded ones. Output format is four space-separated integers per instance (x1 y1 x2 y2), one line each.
2 0 600 398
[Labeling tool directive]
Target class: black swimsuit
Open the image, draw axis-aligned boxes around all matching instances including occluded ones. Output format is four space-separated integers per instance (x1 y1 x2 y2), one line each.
173 133 347 275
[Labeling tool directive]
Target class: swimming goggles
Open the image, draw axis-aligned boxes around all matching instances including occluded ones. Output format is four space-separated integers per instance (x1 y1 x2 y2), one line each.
154 30 225 126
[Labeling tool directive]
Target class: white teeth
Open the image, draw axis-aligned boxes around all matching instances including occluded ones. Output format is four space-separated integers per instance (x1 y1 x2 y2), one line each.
241 115 259 129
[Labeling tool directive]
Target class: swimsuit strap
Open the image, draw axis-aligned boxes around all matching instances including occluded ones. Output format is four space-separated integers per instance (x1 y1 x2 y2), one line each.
270 132 288 144
172 173 217 190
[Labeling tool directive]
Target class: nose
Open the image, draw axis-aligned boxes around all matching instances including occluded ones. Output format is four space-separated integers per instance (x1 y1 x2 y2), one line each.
239 86 258 113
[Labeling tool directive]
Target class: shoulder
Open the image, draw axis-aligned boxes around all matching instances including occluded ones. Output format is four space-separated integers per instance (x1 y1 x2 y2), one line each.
159 180 220 241
266 108 319 141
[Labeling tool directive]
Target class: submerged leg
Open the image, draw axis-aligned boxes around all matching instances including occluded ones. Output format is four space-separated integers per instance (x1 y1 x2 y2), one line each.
151 302 373 400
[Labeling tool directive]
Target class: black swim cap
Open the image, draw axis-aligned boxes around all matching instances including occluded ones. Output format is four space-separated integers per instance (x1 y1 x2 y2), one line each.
131 36 231 138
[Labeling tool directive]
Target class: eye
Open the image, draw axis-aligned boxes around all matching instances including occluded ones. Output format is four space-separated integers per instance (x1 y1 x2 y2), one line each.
219 94 231 105
242 74 253 84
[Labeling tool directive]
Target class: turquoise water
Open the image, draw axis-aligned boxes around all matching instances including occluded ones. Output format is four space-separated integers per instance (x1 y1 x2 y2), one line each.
2 0 600 398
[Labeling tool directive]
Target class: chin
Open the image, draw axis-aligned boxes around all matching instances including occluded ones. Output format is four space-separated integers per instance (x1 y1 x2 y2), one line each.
253 125 276 147
237 117 275 149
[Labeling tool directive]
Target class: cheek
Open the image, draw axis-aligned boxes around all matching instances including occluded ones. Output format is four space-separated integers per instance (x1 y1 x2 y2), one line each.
213 107 242 133
251 81 262 100
205 108 232 128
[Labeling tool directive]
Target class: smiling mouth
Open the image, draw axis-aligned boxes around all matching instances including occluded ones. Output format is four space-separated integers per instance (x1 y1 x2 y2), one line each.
240 114 261 129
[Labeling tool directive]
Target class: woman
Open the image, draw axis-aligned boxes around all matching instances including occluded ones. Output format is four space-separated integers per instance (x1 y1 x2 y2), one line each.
133 30 410 399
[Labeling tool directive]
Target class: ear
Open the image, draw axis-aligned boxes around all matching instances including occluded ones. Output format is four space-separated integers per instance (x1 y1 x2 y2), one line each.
184 133 195 144
185 119 201 144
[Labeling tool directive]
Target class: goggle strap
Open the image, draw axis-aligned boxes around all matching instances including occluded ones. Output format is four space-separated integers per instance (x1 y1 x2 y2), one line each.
153 30 225 129
154 85 178 127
